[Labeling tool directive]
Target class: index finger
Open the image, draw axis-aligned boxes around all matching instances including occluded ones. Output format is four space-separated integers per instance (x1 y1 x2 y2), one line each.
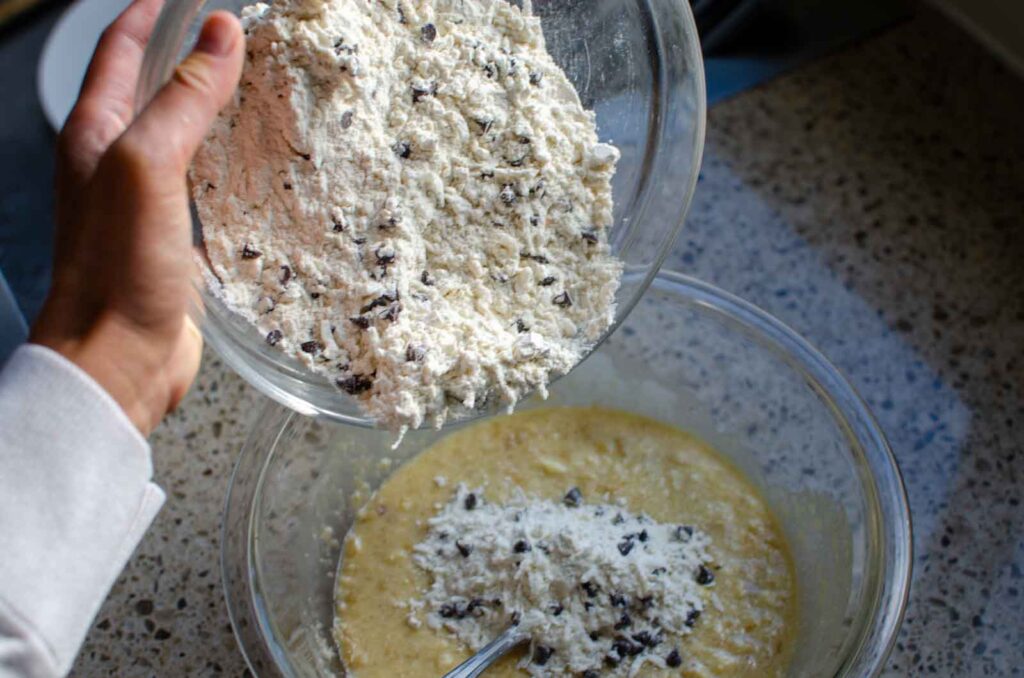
58 0 166 184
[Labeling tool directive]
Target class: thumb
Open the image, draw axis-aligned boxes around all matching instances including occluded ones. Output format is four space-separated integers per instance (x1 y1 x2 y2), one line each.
120 11 244 173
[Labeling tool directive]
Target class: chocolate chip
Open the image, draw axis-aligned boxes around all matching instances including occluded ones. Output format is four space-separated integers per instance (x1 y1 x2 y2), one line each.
633 631 660 647
666 649 682 667
540 276 556 287
553 292 573 308
515 319 529 333
332 219 346 233
499 184 517 205
361 293 398 314
455 540 472 558
638 595 654 608
564 487 583 507
612 513 625 525
310 292 321 300
153 629 171 641
241 243 262 259
695 565 715 586
532 645 554 666
375 247 396 266
353 236 367 245
638 529 649 542
529 71 543 85
350 316 371 330
283 182 292 190
617 539 635 556
280 265 292 283
266 330 283 346
612 638 641 657
393 140 411 158
581 229 599 244
421 270 435 286
589 632 600 641
521 253 549 263
609 593 628 607
341 110 354 128
483 63 497 78
550 603 564 616
674 525 694 541
406 345 426 362
337 374 373 395
651 567 666 576
581 581 600 598
464 493 478 510
685 609 701 628
604 653 621 667
510 611 521 626
412 84 435 103
529 215 541 226
421 23 437 42
439 603 459 618
134 600 153 616
514 540 531 553
614 613 632 630
381 304 401 322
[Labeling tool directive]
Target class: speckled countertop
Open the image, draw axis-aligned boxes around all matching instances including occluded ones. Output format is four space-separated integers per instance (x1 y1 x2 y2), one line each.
70 9 1024 677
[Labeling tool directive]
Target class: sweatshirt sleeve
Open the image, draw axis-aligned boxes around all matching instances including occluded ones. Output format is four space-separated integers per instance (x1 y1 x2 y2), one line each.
0 344 165 678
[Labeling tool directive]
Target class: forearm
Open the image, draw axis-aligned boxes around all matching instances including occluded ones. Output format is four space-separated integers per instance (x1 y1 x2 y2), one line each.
0 345 164 677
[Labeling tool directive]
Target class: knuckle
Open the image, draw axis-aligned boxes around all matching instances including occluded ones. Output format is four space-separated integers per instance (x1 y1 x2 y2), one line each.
172 57 217 96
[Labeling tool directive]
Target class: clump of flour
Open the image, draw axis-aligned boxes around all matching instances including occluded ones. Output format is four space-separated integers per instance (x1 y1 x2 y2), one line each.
410 485 716 676
191 0 622 432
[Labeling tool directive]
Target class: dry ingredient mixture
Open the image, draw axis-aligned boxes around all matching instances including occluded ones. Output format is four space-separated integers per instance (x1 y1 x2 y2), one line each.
411 484 715 677
191 0 622 432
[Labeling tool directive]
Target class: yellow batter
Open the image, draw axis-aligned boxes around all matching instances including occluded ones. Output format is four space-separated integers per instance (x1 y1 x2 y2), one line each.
334 407 796 677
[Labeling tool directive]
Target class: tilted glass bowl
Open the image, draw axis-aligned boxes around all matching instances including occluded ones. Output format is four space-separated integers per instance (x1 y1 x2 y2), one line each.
222 271 912 677
136 0 707 426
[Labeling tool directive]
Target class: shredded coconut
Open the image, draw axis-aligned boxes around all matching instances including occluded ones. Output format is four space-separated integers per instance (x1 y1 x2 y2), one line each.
190 0 622 432
411 485 715 676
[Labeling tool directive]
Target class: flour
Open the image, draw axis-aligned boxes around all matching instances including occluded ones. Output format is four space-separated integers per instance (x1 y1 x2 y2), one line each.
411 485 715 676
190 0 622 432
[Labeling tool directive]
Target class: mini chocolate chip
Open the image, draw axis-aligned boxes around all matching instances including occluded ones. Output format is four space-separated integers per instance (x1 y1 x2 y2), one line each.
266 330 283 346
617 539 635 556
353 236 367 245
589 632 600 641
483 62 497 78
674 525 694 541
280 265 292 283
696 565 715 585
332 219 346 233
283 182 292 190
666 649 682 667
337 374 373 395
406 345 426 362
612 513 625 525
241 243 262 259
393 140 411 158
464 493 478 510
529 71 543 85
396 4 406 23
135 600 153 615
550 603 564 616
455 540 472 558
529 215 541 226
499 184 517 204
553 292 573 308
153 629 171 641
510 611 521 626
614 613 632 630
361 293 398 313
612 638 641 657
350 316 371 329
382 304 401 322
583 671 599 678
310 292 321 300
516 319 529 333
638 595 654 608
341 110 354 128
685 608 701 627
609 593 628 607
518 135 531 145
604 653 621 667
581 581 600 598
521 252 549 263
652 567 667 576
514 540 531 553
532 645 554 666
638 529 649 542
439 603 459 619
540 276 556 287
564 487 583 507
421 270 435 286
480 170 495 179
412 84 435 103
376 248 396 266
581 229 599 244
421 23 437 42
633 631 660 647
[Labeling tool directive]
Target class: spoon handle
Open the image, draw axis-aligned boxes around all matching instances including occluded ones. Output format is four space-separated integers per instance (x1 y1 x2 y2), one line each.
442 627 527 678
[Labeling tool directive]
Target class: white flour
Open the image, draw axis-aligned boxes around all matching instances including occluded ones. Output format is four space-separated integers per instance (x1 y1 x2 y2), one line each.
191 0 622 432
411 485 715 677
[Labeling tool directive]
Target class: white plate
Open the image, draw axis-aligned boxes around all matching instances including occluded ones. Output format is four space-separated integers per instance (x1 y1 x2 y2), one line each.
37 0 131 130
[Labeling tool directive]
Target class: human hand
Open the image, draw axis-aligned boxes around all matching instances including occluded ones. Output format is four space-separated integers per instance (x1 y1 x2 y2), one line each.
30 0 244 436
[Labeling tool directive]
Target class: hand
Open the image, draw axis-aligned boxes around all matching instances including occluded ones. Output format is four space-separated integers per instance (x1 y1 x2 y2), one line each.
30 0 245 436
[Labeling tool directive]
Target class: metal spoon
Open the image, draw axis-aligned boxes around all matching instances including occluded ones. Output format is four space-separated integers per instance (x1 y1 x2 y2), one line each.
443 626 528 678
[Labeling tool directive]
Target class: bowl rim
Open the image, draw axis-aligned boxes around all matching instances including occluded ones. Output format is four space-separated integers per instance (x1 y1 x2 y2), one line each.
221 269 912 678
137 0 709 429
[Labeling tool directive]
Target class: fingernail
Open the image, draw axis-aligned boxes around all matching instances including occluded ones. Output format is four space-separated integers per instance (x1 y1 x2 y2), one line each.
195 15 234 56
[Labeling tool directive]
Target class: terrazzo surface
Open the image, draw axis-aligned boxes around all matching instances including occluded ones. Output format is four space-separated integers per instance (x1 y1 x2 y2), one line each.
70 9 1023 678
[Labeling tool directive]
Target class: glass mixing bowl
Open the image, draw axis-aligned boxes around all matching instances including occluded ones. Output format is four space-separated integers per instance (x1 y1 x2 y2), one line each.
135 0 707 426
222 270 912 677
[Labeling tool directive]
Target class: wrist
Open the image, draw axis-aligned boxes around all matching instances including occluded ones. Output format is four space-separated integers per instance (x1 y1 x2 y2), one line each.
31 313 173 436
